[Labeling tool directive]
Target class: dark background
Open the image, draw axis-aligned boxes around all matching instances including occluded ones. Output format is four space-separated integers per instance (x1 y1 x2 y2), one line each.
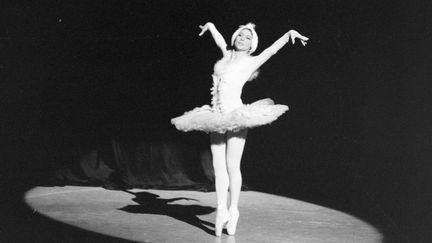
1 0 431 242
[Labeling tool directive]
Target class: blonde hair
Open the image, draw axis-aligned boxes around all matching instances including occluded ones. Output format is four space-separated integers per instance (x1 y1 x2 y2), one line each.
231 23 259 54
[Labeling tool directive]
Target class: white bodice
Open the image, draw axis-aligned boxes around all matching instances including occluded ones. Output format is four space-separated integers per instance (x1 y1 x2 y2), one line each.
211 52 257 113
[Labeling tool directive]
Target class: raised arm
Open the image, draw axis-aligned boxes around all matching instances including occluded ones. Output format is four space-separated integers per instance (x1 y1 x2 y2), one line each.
252 30 309 69
199 22 229 56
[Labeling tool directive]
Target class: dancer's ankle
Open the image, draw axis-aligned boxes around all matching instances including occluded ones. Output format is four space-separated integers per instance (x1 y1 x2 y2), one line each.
217 205 228 211
228 207 239 213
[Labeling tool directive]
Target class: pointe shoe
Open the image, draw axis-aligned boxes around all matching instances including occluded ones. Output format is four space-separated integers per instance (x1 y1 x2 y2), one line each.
226 209 239 235
215 209 230 237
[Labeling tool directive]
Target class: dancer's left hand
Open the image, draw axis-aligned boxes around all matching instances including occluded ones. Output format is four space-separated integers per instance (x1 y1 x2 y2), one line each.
288 30 309 46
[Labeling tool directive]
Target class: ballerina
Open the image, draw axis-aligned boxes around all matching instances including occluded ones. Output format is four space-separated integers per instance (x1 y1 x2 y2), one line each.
171 22 309 236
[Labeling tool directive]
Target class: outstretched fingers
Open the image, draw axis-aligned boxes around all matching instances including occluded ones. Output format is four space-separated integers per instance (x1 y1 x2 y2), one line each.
289 30 309 46
198 25 208 36
300 35 309 46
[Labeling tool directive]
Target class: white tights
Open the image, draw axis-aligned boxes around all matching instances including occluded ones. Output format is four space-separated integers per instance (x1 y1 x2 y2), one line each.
210 129 248 212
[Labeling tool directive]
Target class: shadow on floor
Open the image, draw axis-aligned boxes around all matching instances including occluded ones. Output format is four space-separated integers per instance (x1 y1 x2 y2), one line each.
119 190 216 235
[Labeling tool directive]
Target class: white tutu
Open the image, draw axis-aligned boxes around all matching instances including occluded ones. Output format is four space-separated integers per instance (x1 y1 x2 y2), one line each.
172 50 290 133
171 98 288 133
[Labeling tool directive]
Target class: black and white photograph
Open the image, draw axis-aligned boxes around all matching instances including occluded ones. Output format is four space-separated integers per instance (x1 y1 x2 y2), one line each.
1 1 431 242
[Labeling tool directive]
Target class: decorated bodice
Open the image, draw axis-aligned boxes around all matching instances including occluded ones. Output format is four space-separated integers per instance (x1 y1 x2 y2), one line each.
211 51 257 113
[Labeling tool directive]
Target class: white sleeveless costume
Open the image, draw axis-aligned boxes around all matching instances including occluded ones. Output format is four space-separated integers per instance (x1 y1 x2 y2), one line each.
171 50 289 134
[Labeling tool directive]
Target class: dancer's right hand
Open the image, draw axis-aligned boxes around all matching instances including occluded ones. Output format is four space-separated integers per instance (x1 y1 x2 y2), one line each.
198 22 212 36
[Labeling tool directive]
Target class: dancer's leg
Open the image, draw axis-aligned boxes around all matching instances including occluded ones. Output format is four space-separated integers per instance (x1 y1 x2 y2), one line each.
210 132 230 236
226 129 247 210
210 132 229 208
226 129 248 235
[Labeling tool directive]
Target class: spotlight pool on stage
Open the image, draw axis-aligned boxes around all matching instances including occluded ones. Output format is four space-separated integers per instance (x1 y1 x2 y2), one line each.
25 186 382 243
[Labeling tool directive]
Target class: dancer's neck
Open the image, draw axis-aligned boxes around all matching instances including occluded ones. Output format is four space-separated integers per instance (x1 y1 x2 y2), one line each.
231 50 249 60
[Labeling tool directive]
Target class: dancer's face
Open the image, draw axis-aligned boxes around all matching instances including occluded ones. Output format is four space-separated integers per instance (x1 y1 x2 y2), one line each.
234 29 253 52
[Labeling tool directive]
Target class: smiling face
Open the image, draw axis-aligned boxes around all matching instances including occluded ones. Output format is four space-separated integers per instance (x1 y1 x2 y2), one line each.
234 29 253 52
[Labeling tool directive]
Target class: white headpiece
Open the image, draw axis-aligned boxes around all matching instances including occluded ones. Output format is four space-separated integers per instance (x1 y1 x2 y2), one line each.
231 23 258 54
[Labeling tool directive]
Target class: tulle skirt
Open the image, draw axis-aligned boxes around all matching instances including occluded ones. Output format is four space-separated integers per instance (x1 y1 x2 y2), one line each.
171 98 289 133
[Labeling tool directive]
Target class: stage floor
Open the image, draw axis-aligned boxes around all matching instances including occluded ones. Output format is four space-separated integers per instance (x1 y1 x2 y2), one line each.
25 186 382 243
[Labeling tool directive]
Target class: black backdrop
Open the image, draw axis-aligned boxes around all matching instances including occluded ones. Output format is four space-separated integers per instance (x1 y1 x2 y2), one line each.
2 1 432 242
